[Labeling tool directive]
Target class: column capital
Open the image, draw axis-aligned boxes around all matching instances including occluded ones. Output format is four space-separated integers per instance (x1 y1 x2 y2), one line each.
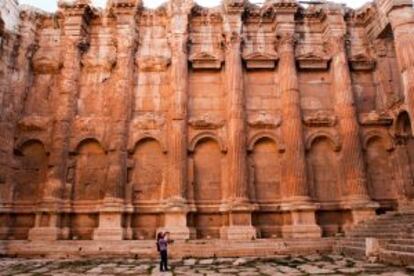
277 33 297 53
168 0 194 15
223 0 246 15
324 34 347 56
223 31 242 49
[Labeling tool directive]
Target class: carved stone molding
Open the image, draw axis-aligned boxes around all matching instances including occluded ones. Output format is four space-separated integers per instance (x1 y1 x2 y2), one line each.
82 45 117 73
242 52 279 69
305 130 342 152
247 131 286 153
349 53 376 71
136 56 171 72
128 132 167 153
32 52 62 74
17 115 51 132
248 112 282 129
188 131 227 152
189 52 223 69
223 0 246 14
362 129 395 151
303 110 337 127
131 113 166 130
188 114 225 129
296 50 330 70
359 111 393 126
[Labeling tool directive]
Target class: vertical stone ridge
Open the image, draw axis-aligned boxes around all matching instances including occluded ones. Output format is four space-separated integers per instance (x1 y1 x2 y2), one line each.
160 0 194 240
165 0 192 204
329 35 371 202
278 34 309 201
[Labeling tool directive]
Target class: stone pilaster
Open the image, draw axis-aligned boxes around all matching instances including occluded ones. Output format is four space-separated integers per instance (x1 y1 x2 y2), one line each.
29 1 93 241
393 137 414 208
377 0 414 124
274 0 321 238
159 0 194 240
93 0 141 241
325 14 377 222
220 0 257 240
1 5 34 240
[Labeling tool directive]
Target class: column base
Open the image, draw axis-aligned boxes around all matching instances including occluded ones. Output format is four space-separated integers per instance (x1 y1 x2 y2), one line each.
93 212 124 241
93 227 124 241
220 225 257 240
280 199 322 238
28 227 61 241
162 199 193 240
281 224 321 238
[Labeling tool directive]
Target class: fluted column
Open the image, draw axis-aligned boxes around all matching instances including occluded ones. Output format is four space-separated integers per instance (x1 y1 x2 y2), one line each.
225 33 248 203
161 0 194 240
275 31 321 238
220 0 257 240
3 7 38 240
93 1 140 241
378 0 414 128
278 35 309 201
329 35 377 222
28 1 92 241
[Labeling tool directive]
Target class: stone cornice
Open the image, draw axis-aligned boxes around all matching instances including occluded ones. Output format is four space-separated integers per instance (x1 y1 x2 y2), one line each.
377 0 413 16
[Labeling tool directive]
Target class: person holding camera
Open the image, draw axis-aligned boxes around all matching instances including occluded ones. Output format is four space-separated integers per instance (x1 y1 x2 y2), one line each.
156 232 173 272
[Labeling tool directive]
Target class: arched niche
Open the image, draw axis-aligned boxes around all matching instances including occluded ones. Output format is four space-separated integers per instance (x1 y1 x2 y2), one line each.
395 111 413 138
14 140 48 202
364 136 396 201
73 138 107 201
249 136 281 202
189 132 227 153
129 137 166 203
192 137 223 203
394 111 414 200
307 136 341 202
305 131 341 152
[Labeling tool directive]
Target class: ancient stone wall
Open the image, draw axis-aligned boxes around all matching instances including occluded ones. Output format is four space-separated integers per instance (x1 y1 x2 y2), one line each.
0 0 414 241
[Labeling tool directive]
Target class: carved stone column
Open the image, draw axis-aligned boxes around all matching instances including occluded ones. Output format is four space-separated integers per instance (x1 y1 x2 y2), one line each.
220 0 257 240
160 0 194 240
275 10 321 237
93 0 140 241
29 1 93 241
328 34 377 222
3 7 38 240
393 138 414 208
378 0 414 127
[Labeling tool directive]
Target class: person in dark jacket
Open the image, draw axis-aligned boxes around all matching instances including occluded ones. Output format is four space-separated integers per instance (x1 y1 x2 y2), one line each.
157 232 169 272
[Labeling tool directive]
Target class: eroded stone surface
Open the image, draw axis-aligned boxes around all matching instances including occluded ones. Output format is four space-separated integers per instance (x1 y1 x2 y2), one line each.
0 0 414 249
0 254 411 276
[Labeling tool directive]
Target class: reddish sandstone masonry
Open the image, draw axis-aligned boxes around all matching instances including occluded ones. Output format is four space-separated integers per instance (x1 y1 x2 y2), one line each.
0 0 413 242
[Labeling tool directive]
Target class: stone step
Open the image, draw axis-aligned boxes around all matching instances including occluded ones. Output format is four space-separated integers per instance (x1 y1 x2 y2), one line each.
358 223 413 229
349 232 402 239
380 250 414 266
388 239 414 246
0 239 335 258
385 244 414 253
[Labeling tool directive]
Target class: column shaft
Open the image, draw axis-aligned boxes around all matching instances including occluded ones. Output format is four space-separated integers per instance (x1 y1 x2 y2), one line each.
279 35 309 200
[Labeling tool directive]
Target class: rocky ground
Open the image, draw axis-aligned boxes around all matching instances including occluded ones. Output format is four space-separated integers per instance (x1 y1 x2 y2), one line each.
0 254 413 275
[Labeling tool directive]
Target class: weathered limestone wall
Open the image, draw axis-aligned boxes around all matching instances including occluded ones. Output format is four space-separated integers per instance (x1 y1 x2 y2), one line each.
1 0 414 241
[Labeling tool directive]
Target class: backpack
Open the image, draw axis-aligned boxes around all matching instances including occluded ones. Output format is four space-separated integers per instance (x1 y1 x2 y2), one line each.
156 240 161 252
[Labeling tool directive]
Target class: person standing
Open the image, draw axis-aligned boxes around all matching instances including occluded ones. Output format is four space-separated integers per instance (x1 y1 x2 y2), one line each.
157 232 169 272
